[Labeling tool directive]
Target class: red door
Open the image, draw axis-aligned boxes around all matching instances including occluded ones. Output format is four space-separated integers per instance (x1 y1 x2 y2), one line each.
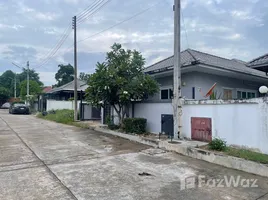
191 117 212 142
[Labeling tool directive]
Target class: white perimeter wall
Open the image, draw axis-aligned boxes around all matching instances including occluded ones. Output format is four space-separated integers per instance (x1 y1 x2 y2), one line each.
133 99 268 154
47 100 87 111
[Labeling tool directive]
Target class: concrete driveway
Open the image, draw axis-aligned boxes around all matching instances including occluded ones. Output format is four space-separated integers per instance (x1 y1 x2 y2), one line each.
0 109 267 200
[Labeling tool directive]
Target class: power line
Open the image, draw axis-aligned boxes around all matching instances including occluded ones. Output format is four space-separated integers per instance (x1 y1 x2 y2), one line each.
34 0 111 70
77 2 160 44
77 0 111 25
34 24 72 69
77 0 104 22
34 1 160 70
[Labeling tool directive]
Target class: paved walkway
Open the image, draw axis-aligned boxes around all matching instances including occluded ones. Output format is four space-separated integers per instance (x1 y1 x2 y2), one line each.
0 109 267 200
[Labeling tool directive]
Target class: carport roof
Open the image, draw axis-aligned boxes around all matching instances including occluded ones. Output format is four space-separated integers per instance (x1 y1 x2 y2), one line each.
48 80 88 93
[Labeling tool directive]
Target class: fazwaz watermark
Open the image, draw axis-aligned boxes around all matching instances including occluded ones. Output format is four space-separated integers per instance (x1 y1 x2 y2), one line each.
180 175 258 190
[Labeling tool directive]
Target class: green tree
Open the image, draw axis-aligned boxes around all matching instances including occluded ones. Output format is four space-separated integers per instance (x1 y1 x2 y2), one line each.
85 43 159 125
79 72 90 82
18 68 43 86
55 64 74 87
19 80 42 99
0 70 17 96
0 87 10 103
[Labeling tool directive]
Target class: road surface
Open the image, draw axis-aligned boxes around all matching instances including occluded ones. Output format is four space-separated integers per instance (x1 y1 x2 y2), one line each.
0 109 267 200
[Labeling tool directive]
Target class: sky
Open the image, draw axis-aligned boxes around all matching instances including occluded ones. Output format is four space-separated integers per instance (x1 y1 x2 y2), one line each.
0 0 268 86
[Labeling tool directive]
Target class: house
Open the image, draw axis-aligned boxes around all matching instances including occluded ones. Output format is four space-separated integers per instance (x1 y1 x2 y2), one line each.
248 53 268 73
39 80 101 120
144 49 268 101
47 80 87 101
106 49 268 154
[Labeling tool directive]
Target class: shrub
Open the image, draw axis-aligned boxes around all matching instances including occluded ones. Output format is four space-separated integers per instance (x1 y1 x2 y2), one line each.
122 118 147 134
208 137 227 151
108 124 120 130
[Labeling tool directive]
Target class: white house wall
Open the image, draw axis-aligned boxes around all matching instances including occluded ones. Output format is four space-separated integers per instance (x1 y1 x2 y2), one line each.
133 99 268 154
149 72 263 101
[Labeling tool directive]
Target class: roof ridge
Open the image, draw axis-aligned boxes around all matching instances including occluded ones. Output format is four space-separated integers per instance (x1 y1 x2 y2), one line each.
188 49 246 65
145 49 190 70
185 49 198 61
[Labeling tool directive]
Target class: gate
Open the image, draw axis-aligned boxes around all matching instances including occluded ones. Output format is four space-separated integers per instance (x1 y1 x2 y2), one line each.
191 117 212 142
161 114 174 138
80 104 101 120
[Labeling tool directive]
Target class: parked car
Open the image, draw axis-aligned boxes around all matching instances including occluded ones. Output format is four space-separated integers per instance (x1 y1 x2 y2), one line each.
9 103 30 114
1 102 10 109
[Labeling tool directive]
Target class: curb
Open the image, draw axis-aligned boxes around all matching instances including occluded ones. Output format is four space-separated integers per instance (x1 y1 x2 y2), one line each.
159 141 268 178
94 127 158 148
89 126 268 178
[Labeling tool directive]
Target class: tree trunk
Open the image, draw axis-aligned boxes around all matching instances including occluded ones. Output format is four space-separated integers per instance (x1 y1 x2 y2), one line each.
113 104 122 126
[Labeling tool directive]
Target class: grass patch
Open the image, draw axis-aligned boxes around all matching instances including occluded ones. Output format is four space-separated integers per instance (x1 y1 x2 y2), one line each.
37 109 74 124
225 148 268 164
201 144 268 164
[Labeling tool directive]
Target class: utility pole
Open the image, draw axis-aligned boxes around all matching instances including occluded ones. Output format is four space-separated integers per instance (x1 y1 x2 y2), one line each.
173 0 182 139
72 16 78 121
14 73 16 98
27 61 29 105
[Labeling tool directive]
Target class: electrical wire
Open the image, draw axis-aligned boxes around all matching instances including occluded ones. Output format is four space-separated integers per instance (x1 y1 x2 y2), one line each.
34 24 72 69
77 0 111 25
77 0 104 22
77 3 160 44
34 0 110 69
34 1 160 69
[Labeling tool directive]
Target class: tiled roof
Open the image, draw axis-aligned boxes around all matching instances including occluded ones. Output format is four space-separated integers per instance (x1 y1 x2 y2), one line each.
49 80 88 93
248 53 268 67
144 49 268 78
43 86 52 93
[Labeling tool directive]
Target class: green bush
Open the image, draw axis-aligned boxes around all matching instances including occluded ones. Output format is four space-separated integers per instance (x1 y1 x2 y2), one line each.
108 124 120 130
122 118 147 134
208 137 227 151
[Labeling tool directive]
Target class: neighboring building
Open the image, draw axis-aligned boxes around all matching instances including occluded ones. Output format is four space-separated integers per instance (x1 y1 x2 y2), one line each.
39 80 101 120
47 80 87 100
144 49 268 101
248 53 268 73
42 86 52 93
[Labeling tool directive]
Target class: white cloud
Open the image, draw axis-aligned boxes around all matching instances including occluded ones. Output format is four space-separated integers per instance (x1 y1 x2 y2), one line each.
231 10 262 22
0 23 24 30
225 33 243 41
35 12 59 21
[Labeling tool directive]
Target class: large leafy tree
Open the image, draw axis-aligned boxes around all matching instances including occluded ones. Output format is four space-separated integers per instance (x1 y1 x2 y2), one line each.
0 70 17 96
55 64 74 87
18 68 43 86
19 80 42 99
86 43 159 125
0 87 10 103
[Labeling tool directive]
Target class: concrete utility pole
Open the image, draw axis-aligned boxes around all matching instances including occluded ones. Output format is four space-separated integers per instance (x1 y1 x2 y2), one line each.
173 0 182 139
72 16 78 121
14 73 16 98
27 61 29 103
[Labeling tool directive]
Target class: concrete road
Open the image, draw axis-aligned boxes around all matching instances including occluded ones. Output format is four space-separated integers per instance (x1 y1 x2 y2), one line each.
0 110 267 200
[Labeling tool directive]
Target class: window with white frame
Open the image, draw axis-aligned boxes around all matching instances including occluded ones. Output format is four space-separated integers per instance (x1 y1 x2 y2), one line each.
160 88 173 100
236 90 256 99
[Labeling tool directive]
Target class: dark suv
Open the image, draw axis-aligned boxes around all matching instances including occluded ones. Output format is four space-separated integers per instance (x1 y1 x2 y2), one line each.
9 103 30 114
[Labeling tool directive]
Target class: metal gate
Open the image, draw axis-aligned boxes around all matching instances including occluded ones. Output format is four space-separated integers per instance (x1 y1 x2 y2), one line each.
161 114 174 137
191 117 212 142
